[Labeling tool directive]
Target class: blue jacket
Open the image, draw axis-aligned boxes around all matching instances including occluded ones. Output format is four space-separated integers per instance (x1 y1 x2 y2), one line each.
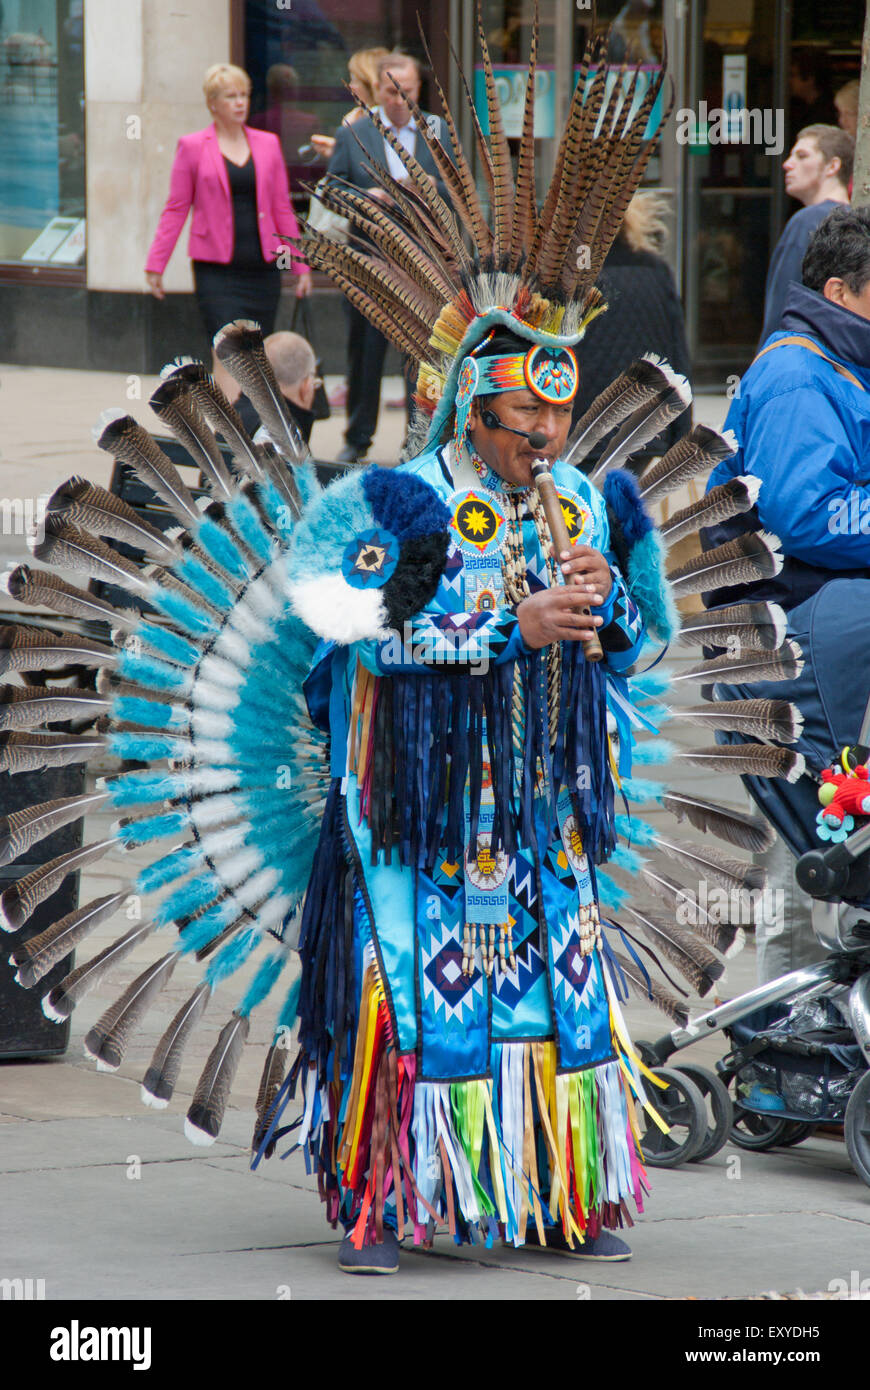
702 282 870 610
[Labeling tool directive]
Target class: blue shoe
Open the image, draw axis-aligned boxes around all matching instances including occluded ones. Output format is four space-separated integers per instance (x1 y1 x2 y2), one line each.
522 1226 632 1261
337 1229 399 1275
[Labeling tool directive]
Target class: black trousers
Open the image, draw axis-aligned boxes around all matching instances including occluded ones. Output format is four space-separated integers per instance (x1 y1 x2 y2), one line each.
345 300 389 452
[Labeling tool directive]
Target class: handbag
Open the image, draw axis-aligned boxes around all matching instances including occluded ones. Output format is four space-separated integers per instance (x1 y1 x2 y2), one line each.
305 178 349 245
290 295 331 421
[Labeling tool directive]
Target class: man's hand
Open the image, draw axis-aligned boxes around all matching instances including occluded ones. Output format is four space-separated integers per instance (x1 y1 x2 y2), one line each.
517 588 605 650
557 544 612 602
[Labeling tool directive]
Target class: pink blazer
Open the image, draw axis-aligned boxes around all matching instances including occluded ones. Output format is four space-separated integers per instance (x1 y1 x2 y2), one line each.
145 124 308 275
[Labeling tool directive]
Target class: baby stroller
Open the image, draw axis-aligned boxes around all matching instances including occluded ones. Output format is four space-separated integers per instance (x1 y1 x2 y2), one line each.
631 578 870 1184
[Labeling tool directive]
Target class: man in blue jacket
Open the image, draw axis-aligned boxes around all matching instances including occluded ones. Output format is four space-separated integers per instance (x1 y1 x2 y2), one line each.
703 204 870 980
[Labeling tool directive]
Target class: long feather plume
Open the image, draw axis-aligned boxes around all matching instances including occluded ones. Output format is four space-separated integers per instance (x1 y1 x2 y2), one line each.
83 952 178 1072
668 698 804 743
9 891 127 988
659 476 761 545
677 601 787 652
0 730 107 775
252 1037 288 1155
0 623 116 675
669 640 803 686
159 359 261 478
638 426 737 504
0 838 116 932
142 981 212 1108
0 790 108 868
589 369 692 482
661 791 776 853
671 744 806 782
148 376 235 501
185 1011 250 1144
476 0 515 263
622 903 724 996
95 411 200 525
213 321 311 467
640 864 745 957
667 531 783 598
30 516 151 594
42 920 155 1021
608 948 689 1026
508 0 538 265
564 355 681 468
651 831 766 895
0 684 109 733
47 477 179 561
2 563 137 630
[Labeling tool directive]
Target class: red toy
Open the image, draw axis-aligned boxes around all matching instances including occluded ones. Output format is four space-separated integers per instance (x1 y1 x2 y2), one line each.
819 763 870 826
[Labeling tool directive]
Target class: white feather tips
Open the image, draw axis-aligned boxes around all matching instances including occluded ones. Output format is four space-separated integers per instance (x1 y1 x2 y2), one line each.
757 531 785 576
92 407 129 443
184 1116 217 1146
737 474 762 505
286 576 389 645
41 993 67 1023
141 1085 170 1109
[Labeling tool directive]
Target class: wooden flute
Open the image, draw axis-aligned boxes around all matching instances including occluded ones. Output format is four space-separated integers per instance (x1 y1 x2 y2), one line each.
530 458 604 663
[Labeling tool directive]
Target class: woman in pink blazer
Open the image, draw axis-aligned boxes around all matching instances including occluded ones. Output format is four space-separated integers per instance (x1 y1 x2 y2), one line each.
145 63 311 374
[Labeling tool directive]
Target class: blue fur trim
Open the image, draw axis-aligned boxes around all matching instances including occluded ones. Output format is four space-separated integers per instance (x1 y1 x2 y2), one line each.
136 845 203 893
136 623 200 667
116 811 188 843
629 671 671 699
175 901 236 955
112 695 185 729
290 470 373 577
596 872 630 910
205 925 259 986
195 517 248 580
226 495 274 565
175 556 233 611
363 467 450 540
609 843 646 874
276 975 301 1029
148 586 218 637
117 651 189 692
106 731 181 762
294 461 319 507
614 814 657 847
603 470 653 544
256 478 293 532
237 949 286 1016
632 738 676 766
626 529 680 644
154 874 219 927
105 770 181 807
621 776 665 804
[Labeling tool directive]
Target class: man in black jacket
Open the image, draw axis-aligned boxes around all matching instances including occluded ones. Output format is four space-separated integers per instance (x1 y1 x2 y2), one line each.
326 52 454 463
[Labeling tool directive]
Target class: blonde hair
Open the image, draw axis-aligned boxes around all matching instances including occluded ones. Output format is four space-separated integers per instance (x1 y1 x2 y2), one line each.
835 79 860 115
621 190 671 254
203 63 251 108
348 47 390 106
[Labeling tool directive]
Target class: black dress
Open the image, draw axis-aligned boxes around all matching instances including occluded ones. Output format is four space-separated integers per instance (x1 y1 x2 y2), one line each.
192 153 281 345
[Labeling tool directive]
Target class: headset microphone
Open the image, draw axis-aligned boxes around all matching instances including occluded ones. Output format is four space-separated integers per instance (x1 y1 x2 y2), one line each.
480 408 549 452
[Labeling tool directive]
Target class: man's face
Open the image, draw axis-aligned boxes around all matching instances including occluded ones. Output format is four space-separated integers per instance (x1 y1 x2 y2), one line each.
823 275 870 323
377 62 420 127
783 137 830 205
467 386 574 490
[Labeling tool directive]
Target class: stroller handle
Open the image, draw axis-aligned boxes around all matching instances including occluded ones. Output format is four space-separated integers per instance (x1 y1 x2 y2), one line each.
797 819 870 900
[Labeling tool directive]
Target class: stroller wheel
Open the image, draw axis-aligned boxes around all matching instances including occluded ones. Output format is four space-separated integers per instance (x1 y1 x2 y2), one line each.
845 1071 870 1186
729 1107 793 1150
777 1121 818 1147
639 1067 708 1168
671 1064 734 1162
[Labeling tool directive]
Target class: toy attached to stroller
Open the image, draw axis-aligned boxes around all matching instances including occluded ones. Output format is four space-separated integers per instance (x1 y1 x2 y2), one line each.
629 578 870 1183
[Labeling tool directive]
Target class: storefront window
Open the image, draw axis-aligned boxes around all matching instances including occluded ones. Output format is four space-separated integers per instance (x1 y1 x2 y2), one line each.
0 0 84 267
243 0 450 215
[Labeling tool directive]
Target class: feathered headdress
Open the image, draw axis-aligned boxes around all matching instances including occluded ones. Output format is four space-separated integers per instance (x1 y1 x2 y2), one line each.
296 2 673 453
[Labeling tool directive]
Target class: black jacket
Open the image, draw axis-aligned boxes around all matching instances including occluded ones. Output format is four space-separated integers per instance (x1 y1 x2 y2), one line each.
572 236 693 470
325 111 453 203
